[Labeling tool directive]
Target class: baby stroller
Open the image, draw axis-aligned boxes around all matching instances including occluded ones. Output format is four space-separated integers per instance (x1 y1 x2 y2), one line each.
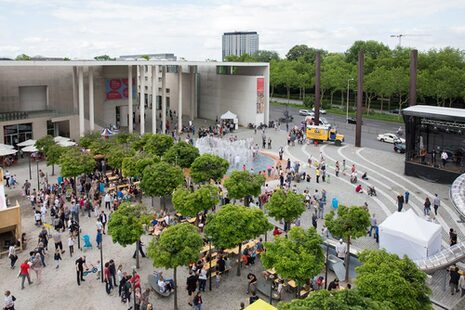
82 234 92 251
368 186 377 196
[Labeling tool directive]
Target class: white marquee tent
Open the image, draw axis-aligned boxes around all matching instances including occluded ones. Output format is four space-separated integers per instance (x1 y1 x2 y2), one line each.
379 209 442 260
220 111 238 130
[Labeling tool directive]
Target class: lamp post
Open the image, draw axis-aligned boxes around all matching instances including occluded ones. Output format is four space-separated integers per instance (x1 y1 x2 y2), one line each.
208 235 212 291
346 78 354 121
324 240 329 289
28 154 32 180
99 231 104 283
36 160 40 190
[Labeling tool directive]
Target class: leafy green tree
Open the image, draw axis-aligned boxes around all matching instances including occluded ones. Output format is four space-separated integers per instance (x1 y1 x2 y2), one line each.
286 45 326 63
79 132 101 149
144 134 174 157
265 189 305 232
163 141 199 168
262 227 324 290
15 54 31 60
224 170 265 206
35 135 55 154
147 223 203 310
59 147 95 193
89 139 114 157
94 55 115 61
225 53 255 62
141 161 184 208
325 205 370 282
172 184 218 223
131 133 151 151
280 60 300 103
345 40 390 64
45 144 64 176
278 289 393 310
356 250 432 310
106 146 135 170
204 204 272 276
108 203 145 268
122 153 158 178
114 132 138 146
190 154 229 183
252 50 280 62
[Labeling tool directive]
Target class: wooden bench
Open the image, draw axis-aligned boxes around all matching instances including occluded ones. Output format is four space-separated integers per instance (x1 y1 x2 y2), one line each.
148 273 172 297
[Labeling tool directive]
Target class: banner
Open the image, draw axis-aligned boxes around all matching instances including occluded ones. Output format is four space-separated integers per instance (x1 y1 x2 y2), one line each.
256 77 265 113
105 78 136 100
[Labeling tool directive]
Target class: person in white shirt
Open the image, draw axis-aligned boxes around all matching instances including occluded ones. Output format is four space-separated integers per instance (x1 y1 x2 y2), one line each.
335 239 347 260
8 245 17 269
441 151 448 167
67 235 75 257
104 193 111 209
4 290 15 310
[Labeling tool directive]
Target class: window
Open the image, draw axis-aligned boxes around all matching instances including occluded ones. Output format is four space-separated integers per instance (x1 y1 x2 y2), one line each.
166 88 170 94
158 77 162 82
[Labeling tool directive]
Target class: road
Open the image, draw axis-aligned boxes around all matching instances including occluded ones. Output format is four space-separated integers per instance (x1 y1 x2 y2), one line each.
270 104 404 152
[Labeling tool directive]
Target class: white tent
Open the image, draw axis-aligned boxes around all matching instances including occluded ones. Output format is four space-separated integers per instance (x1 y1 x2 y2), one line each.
379 209 442 260
54 136 71 143
220 111 238 129
17 139 36 147
22 145 39 153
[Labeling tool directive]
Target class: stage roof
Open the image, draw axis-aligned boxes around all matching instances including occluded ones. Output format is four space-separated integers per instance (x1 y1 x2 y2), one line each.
402 105 465 122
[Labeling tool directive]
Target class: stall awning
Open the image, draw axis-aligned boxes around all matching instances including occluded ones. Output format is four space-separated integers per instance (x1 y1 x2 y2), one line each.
245 299 277 310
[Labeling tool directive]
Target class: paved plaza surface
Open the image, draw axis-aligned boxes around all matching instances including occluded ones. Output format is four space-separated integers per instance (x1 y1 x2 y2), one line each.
1 122 464 309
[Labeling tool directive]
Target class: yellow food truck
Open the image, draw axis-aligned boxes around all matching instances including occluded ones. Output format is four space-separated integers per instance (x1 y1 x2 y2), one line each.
306 125 344 146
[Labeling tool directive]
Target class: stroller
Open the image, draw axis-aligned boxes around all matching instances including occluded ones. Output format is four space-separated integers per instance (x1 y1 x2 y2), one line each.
82 234 93 251
368 186 377 196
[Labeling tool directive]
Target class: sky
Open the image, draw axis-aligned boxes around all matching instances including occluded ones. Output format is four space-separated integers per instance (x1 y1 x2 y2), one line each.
1 0 465 60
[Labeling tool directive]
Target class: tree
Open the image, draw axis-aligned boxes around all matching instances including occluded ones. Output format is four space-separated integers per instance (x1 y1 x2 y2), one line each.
356 249 432 310
223 170 265 206
345 40 390 64
225 53 255 62
106 146 135 170
172 184 218 223
190 154 229 183
204 204 272 276
286 45 326 63
94 55 115 61
252 50 280 62
15 54 31 60
278 289 393 310
35 135 55 154
325 205 370 282
45 144 64 176
261 227 324 291
140 161 184 208
144 134 174 157
163 141 199 168
265 189 305 232
147 223 203 310
79 132 101 149
122 153 158 178
59 147 95 178
108 203 145 268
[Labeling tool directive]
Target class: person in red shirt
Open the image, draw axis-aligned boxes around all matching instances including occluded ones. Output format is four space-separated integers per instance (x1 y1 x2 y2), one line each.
18 259 33 289
130 270 141 291
104 262 113 294
273 226 282 237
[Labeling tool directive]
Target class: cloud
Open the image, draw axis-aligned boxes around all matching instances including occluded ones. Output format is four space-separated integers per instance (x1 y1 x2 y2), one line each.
1 0 465 59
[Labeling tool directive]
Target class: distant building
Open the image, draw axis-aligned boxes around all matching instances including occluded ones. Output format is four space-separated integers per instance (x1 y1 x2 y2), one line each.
222 31 259 61
119 53 177 61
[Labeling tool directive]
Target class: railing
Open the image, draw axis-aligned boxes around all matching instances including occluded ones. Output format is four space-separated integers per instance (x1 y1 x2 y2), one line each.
450 173 465 221
413 242 465 273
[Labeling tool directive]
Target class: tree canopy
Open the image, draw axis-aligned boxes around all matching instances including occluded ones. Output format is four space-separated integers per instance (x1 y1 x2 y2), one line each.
140 161 184 198
265 189 305 231
261 227 324 287
106 145 135 170
286 44 326 63
163 141 199 168
59 147 95 178
172 184 218 218
356 250 432 310
108 203 145 247
223 170 265 204
144 134 174 157
190 154 229 183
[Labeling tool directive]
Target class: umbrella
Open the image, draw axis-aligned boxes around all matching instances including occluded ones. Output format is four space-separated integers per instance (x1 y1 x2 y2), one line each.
0 144 15 150
22 145 39 153
0 148 17 156
54 136 71 143
101 128 113 137
57 140 76 147
17 139 36 147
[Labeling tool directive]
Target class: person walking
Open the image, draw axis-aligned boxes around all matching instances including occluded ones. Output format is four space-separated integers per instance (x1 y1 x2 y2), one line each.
8 245 18 269
335 161 340 177
433 194 440 216
68 235 75 257
54 249 62 269
186 271 198 306
369 214 377 237
315 168 320 183
450 228 458 247
52 230 65 254
449 265 460 295
30 253 44 285
18 259 33 289
99 211 107 234
424 198 431 216
404 191 410 204
109 259 117 287
459 271 465 297
3 290 15 310
335 239 347 260
193 291 203 310
441 151 448 167
75 255 88 286
396 194 404 212
104 262 113 294
132 240 146 258
198 268 207 292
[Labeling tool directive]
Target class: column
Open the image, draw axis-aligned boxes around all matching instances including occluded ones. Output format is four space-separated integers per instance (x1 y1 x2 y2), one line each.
152 65 158 133
78 66 85 137
314 52 321 125
162 66 167 134
128 65 133 133
139 65 145 135
264 65 270 124
177 65 183 133
88 66 95 131
189 66 197 120
355 51 364 148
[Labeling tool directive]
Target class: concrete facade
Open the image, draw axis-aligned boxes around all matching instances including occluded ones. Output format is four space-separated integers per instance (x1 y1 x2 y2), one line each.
0 60 269 142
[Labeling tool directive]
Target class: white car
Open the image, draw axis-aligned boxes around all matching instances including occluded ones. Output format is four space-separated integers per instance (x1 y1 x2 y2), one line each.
377 133 405 144
299 109 314 116
312 107 327 114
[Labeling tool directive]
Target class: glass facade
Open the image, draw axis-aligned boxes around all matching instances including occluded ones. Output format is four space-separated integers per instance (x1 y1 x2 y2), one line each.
4 123 33 146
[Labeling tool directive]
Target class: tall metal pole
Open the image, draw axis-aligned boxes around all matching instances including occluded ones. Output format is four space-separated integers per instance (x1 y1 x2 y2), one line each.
324 242 329 289
355 51 364 148
314 52 321 125
100 236 104 283
208 240 212 291
28 155 32 180
36 160 40 190
409 49 418 107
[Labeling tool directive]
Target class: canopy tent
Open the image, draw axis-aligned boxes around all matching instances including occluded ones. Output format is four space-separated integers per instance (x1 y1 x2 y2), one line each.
0 144 15 150
17 139 36 147
22 145 38 153
0 148 17 157
220 110 238 130
245 299 277 310
379 209 442 260
101 128 114 137
53 136 71 143
57 140 76 147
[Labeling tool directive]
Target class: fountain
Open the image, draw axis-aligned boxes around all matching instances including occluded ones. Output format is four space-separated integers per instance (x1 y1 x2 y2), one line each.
195 136 274 173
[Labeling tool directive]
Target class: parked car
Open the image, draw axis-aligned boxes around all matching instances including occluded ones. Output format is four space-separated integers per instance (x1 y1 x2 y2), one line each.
377 133 405 144
347 117 363 125
390 109 400 114
299 109 313 116
312 107 327 114
393 142 406 153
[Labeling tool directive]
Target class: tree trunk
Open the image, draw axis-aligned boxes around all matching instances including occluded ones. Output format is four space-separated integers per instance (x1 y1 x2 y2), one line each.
287 87 290 103
271 85 275 99
387 97 391 112
52 164 55 176
330 91 334 108
345 236 351 282
380 96 384 112
173 267 178 310
303 88 306 101
161 196 166 210
341 90 344 106
136 242 140 269
237 243 242 276
151 196 154 207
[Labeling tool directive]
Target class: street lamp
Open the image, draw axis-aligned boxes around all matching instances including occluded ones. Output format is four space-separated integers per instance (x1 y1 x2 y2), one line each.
99 231 104 283
36 160 40 190
324 240 329 289
346 78 354 121
208 235 212 291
